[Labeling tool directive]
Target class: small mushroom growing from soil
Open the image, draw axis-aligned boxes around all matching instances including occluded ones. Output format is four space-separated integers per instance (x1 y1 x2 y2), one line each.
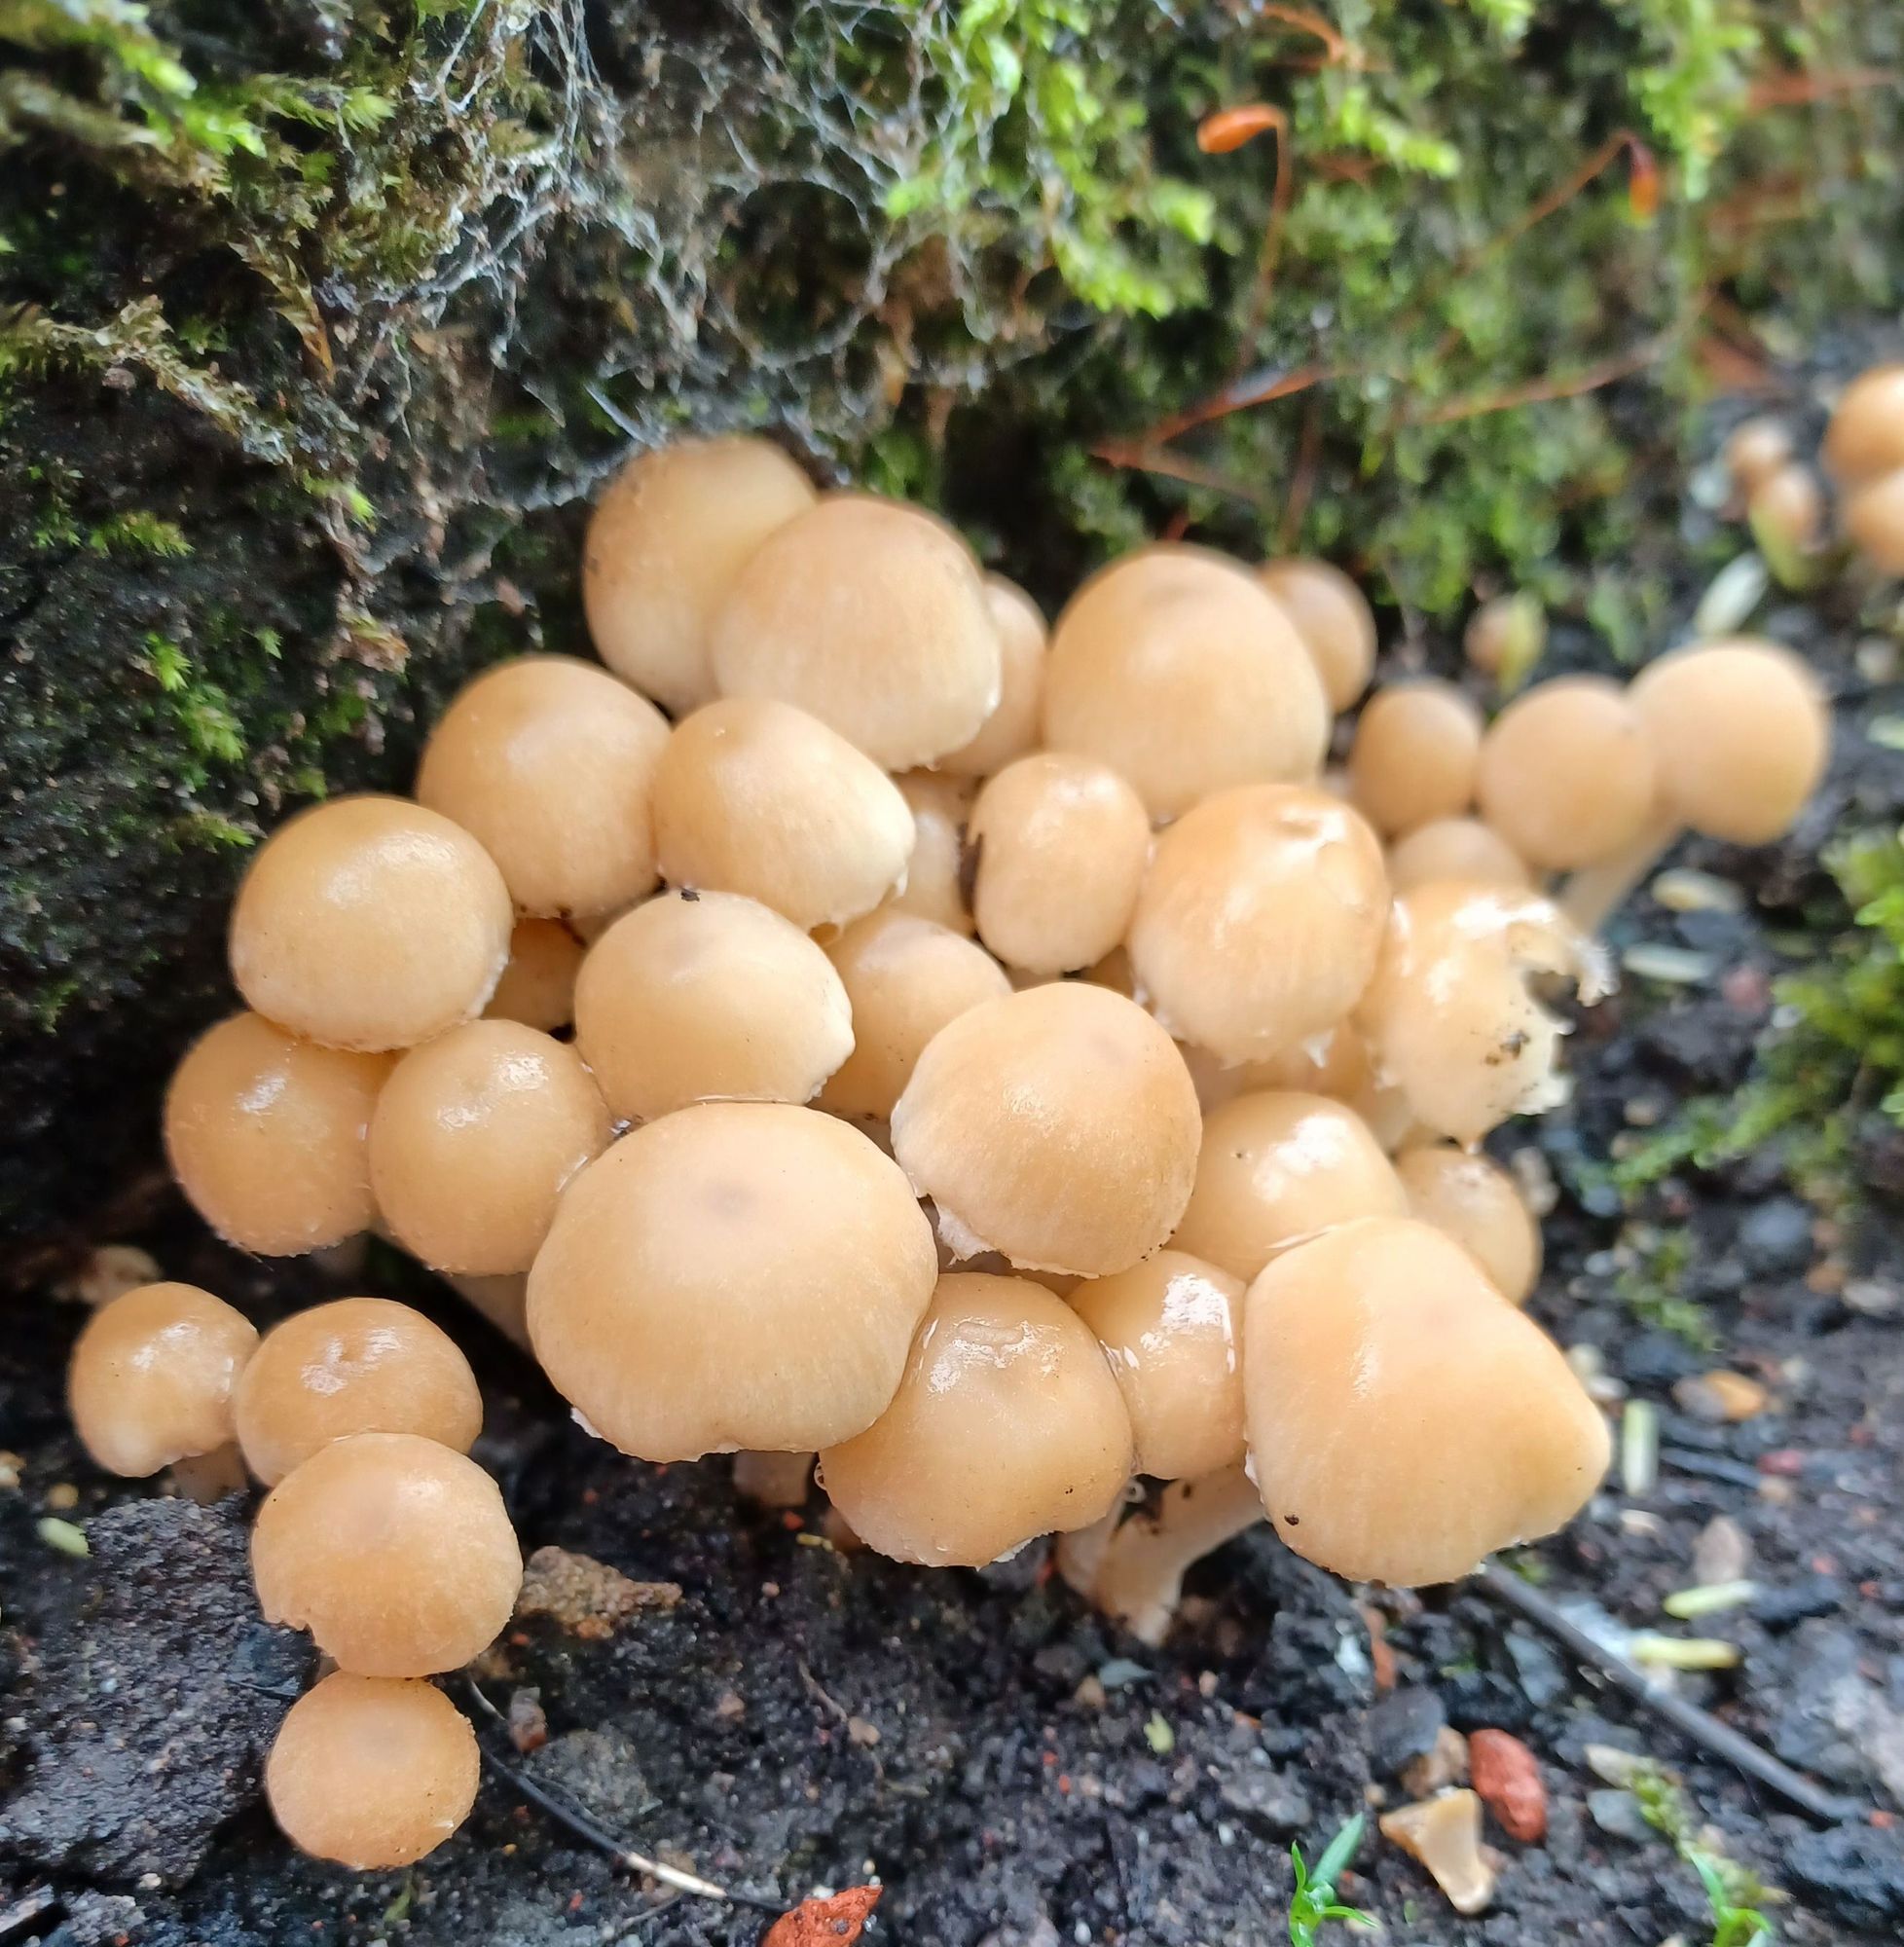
1723 417 1794 497
1843 467 1904 575
1822 362 1904 489
1385 817 1531 895
938 575 1047 777
484 917 586 1031
266 1671 480 1869
1346 680 1484 836
1463 593 1545 692
1396 1142 1543 1304
888 770 977 936
1747 461 1825 561
1259 556 1377 710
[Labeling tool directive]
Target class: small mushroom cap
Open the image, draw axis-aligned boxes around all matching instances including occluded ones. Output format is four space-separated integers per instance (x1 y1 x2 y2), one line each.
1723 418 1794 495
266 1671 479 1869
1395 1143 1542 1305
1043 544 1329 820
1346 680 1483 836
234 1297 484 1487
252 1431 522 1675
368 1021 610 1274
1243 1217 1610 1586
968 753 1151 975
1068 1250 1245 1481
528 1104 937 1460
1476 676 1659 870
484 917 585 1031
165 1012 391 1256
1822 362 1904 486
1748 462 1824 554
1844 467 1904 575
1385 818 1531 896
574 890 853 1120
68 1281 258 1477
1463 593 1545 683
887 770 977 936
819 909 1011 1120
1236 1025 1418 1153
583 435 816 716
818 1271 1134 1566
938 575 1047 777
709 494 1001 770
652 697 915 931
1629 639 1828 843
1127 784 1389 1065
1259 557 1377 711
415 655 670 920
229 796 512 1051
891 982 1200 1277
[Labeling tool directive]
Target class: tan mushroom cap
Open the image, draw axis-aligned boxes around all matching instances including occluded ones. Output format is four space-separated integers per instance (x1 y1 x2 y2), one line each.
582 434 816 716
818 1272 1134 1566
1259 557 1377 711
1237 1024 1418 1153
968 753 1151 975
368 1021 609 1274
1127 784 1388 1065
1069 1250 1245 1482
574 890 853 1121
484 917 585 1031
709 494 1001 770
68 1281 258 1478
1629 639 1829 843
229 796 512 1051
252 1431 522 1676
1386 817 1531 896
938 575 1047 778
1845 468 1904 575
1346 680 1483 836
415 655 669 920
266 1671 480 1870
165 1012 391 1256
1243 1217 1610 1586
887 770 977 937
891 982 1200 1277
819 909 1011 1120
1749 462 1824 554
1822 362 1904 486
1463 593 1544 682
1043 544 1329 820
528 1104 937 1460
652 697 914 931
1396 1143 1542 1305
234 1297 484 1487
1722 418 1793 495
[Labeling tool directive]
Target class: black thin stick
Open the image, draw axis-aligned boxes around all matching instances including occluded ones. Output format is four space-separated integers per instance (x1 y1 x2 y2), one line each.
1477 1561 1865 1824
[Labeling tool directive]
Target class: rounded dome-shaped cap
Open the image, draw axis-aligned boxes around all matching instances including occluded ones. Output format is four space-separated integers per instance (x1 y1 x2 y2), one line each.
1845 468 1904 575
709 494 1001 770
891 982 1199 1277
1346 680 1483 836
252 1431 521 1675
1396 1143 1541 1304
1749 462 1824 555
266 1671 479 1869
165 1013 391 1256
583 435 816 716
1629 639 1828 843
230 796 512 1051
652 697 914 931
1723 418 1793 495
574 890 853 1120
1259 557 1376 711
484 917 585 1032
819 1271 1133 1565
1127 784 1388 1065
528 1104 937 1461
1822 363 1904 486
415 655 669 920
1386 817 1530 895
1043 544 1328 820
887 770 977 936
938 575 1047 778
1237 1024 1418 1153
1243 1217 1609 1585
368 1021 609 1274
69 1281 257 1477
1463 593 1545 683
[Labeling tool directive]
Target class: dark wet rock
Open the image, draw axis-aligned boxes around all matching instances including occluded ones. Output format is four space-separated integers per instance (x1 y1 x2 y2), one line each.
1586 1788 1653 1843
1767 1623 1904 1799
1620 1331 1706 1388
1636 1006 1756 1090
1216 1763 1313 1836
1738 1197 1815 1276
1444 1670 1532 1734
1364 1687 1446 1776
1503 1630 1571 1710
1753 1572 1846 1631
1785 1821 1904 1929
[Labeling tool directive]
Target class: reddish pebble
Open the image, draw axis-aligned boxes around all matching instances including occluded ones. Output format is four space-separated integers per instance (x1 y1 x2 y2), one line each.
1759 1449 1805 1477
762 1887 882 1947
1469 1728 1547 1843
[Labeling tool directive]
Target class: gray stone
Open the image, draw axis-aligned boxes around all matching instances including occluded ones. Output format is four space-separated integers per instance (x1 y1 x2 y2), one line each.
1364 1686 1446 1776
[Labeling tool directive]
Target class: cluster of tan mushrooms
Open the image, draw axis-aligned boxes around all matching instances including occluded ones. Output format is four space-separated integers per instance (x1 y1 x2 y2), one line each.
67 434 1830 1870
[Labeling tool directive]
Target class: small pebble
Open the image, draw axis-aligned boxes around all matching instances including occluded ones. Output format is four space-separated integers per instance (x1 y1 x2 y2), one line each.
1379 1788 1497 1913
45 1483 79 1512
1844 1278 1902 1318
1693 1515 1754 1587
1400 1725 1470 1799
1469 1729 1547 1843
1587 1786 1654 1843
1366 1687 1447 1777
1672 1371 1769 1423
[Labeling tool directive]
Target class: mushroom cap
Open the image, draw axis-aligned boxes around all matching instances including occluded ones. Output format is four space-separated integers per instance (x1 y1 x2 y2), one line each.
415 655 670 920
252 1430 522 1675
368 1020 610 1274
887 770 977 936
1748 462 1824 554
1462 592 1545 682
1259 556 1377 711
1396 1142 1542 1304
1476 675 1659 870
1845 467 1904 575
164 1012 391 1256
818 909 1011 1120
1069 1250 1245 1481
1385 817 1531 896
1236 1025 1419 1153
68 1281 258 1477
229 795 512 1051
938 575 1047 777
968 753 1151 975
266 1671 480 1869
1822 362 1904 486
1242 1217 1609 1586
582 435 816 716
1722 418 1794 495
1346 680 1483 836
1126 784 1389 1065
573 890 853 1120
484 917 585 1032
234 1297 485 1487
652 696 914 931
1043 544 1329 820
528 1103 937 1460
891 981 1200 1277
1629 639 1828 843
818 1271 1134 1566
708 494 1001 770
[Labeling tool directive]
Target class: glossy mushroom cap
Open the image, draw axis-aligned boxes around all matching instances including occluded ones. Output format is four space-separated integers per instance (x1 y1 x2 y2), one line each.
528 1104 937 1460
1822 363 1904 487
891 982 1200 1277
1396 1143 1542 1304
1386 818 1531 895
887 771 977 936
1243 1217 1609 1585
415 655 669 920
709 494 1001 770
1259 557 1377 711
1346 680 1483 836
1844 469 1904 575
573 890 853 1120
1042 545 1329 820
1463 593 1545 684
1722 418 1793 495
229 796 512 1051
1749 463 1824 555
484 918 585 1031
938 575 1047 777
818 1272 1133 1566
1236 1024 1418 1153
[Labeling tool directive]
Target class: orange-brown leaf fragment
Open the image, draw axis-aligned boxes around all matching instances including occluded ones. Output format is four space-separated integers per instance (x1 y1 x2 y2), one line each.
762 1886 882 1946
1469 1728 1548 1843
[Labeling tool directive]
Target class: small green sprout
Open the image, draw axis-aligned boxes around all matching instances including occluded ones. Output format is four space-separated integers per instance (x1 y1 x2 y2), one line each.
1692 1850 1774 1947
1288 1813 1373 1946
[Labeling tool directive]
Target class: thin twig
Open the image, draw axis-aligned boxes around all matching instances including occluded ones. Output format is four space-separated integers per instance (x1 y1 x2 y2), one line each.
1405 325 1683 426
1086 441 1278 510
1122 359 1331 449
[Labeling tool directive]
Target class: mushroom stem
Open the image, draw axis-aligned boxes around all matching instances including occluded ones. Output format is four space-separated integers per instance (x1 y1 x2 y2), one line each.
1555 811 1684 935
1052 1502 1123 1598
1089 1465 1265 1646
732 1451 814 1508
168 1441 248 1503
